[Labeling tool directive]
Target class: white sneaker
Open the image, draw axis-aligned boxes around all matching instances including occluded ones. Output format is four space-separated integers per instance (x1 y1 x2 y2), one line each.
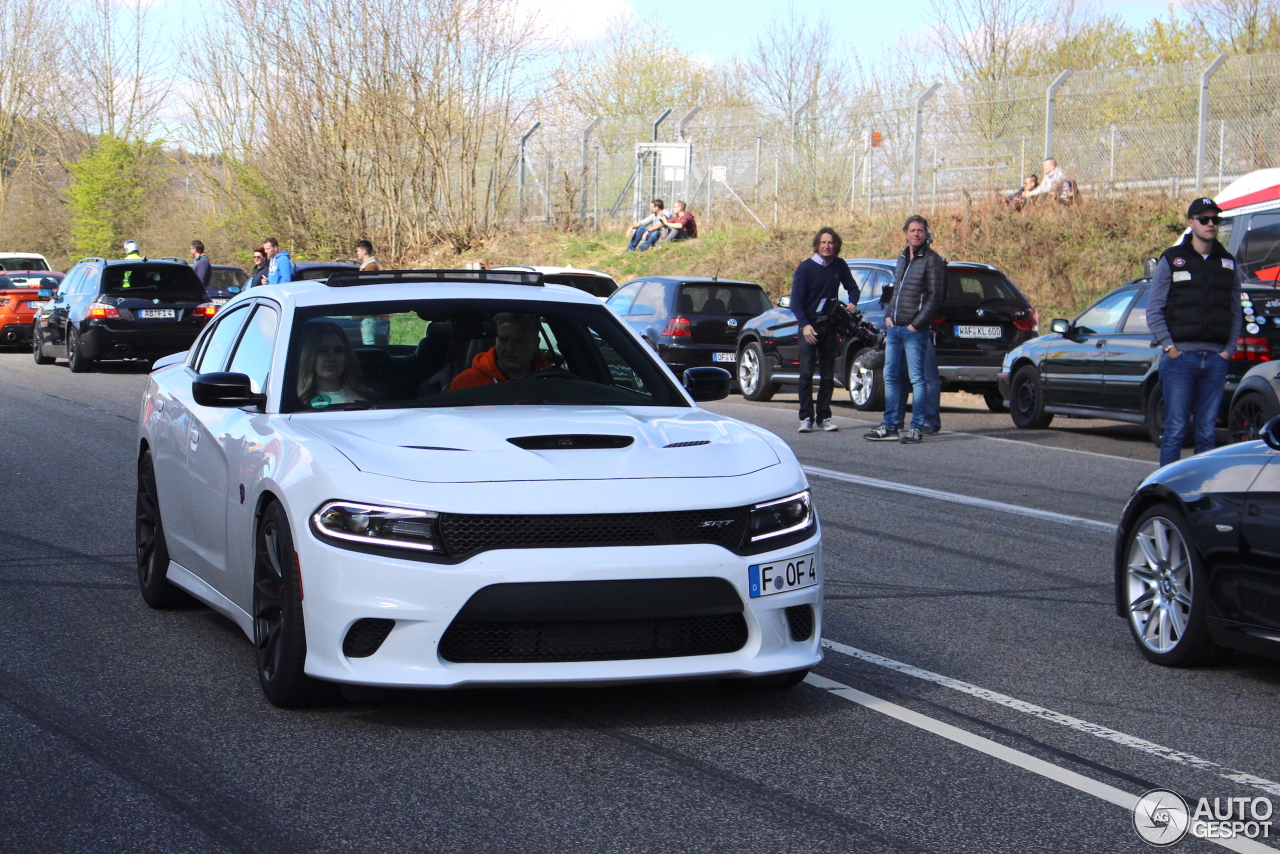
819 419 838 432
798 418 814 433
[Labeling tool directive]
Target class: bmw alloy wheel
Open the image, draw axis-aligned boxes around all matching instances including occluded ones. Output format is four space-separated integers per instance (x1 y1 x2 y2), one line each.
738 346 760 396
1125 515 1194 655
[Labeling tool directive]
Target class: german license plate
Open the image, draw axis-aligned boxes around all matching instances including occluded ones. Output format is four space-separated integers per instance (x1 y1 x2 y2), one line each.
713 352 736 363
27 301 47 310
749 552 817 598
955 325 1002 339
212 299 228 305
139 309 175 319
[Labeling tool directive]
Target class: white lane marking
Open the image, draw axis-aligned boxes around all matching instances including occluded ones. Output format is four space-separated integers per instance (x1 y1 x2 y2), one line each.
955 430 1160 466
803 465 1117 534
822 638 1280 799
805 673 1277 854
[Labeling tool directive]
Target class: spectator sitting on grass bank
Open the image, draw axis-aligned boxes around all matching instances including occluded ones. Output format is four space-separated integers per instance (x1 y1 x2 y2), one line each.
639 200 697 250
1007 174 1038 211
1023 158 1071 205
626 199 670 251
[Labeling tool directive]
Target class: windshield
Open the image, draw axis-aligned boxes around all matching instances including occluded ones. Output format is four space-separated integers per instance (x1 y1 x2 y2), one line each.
0 273 61 289
676 284 771 316
0 257 49 271
283 298 688 413
103 265 207 298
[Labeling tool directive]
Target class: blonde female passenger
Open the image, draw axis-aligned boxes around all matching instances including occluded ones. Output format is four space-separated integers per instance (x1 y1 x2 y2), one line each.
296 322 377 408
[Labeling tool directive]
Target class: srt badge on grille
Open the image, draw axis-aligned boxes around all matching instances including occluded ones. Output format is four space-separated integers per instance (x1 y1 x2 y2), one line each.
698 520 735 528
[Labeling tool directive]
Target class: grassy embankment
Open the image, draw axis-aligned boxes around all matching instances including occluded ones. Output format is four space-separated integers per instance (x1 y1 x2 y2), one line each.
429 196 1188 324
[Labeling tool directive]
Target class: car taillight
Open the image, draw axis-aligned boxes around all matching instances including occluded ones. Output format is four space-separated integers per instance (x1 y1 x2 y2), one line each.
1012 309 1038 331
87 302 120 319
193 303 218 318
1233 335 1271 361
933 316 945 325
0 298 8 306
663 316 692 337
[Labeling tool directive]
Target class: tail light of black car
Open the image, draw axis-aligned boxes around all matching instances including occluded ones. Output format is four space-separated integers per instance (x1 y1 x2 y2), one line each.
663 316 692 338
1233 335 1271 361
87 302 121 319
193 303 219 318
1012 308 1038 332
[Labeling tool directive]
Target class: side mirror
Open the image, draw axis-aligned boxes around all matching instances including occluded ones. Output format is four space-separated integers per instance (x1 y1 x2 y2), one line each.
193 372 265 408
229 285 241 294
38 288 52 299
776 294 791 309
683 366 732 402
1049 318 1071 335
1262 415 1280 451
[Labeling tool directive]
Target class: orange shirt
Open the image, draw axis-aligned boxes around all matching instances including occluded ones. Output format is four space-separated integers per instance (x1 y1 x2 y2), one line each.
448 347 551 391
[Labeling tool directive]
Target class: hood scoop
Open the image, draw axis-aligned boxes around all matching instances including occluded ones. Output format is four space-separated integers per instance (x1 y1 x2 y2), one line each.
664 440 711 448
507 434 634 450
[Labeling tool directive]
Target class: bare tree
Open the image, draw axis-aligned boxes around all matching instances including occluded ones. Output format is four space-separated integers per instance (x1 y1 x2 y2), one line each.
1188 0 1280 53
0 0 64 208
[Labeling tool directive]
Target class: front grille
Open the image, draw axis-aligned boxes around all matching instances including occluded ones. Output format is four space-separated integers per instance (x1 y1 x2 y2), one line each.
507 434 633 450
439 614 748 662
785 605 815 642
437 509 748 557
343 618 395 658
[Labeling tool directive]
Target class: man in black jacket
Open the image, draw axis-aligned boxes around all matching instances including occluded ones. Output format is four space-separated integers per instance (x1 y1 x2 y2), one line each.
865 215 945 444
789 227 858 432
1147 197 1244 467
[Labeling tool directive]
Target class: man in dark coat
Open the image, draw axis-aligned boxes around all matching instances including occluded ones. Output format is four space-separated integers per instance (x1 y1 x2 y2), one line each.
789 227 858 432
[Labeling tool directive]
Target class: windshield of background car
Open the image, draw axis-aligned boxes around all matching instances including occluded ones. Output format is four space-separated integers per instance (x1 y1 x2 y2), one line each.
0 258 49 271
945 271 1025 304
282 298 689 413
0 274 61 289
542 274 617 298
676 284 771 316
210 268 246 292
101 265 207 299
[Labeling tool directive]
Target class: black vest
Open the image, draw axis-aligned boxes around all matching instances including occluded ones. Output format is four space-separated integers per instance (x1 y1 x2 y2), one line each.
1159 236 1237 347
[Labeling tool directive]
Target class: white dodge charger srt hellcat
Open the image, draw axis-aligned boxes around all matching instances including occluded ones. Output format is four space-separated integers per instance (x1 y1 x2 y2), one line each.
136 269 821 707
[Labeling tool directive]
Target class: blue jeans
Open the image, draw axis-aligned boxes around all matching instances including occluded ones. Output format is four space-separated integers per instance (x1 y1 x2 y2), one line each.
637 228 662 251
1159 351 1229 467
883 325 930 430
903 331 941 430
626 227 649 251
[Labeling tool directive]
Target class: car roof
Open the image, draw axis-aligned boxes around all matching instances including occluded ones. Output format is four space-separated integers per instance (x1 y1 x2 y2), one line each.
491 265 615 279
846 257 1004 272
624 276 763 287
0 252 47 259
0 269 60 276
241 277 605 310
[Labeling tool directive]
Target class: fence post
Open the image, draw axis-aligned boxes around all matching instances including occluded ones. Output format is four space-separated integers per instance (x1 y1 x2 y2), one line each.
1044 71 1071 160
517 122 540 222
912 83 941 211
1218 120 1226 192
1197 54 1228 191
580 117 602 224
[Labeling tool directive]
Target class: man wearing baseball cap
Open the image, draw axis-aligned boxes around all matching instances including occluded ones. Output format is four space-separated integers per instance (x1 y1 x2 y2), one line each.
1147 197 1245 467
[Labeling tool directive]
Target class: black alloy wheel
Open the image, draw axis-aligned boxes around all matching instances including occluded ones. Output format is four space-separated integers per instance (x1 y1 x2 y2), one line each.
1228 392 1277 444
67 327 92 373
1009 366 1052 429
253 501 339 708
32 323 52 365
983 390 1007 413
136 451 194 609
737 342 775 401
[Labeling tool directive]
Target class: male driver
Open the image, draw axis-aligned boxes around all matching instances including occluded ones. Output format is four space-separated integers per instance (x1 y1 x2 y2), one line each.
790 227 858 432
1147 197 1244 467
448 313 551 390
626 199 669 251
866 215 945 444
190 240 211 289
263 237 294 285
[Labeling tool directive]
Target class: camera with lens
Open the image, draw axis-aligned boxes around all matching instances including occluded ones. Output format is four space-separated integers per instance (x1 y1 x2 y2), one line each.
813 297 878 346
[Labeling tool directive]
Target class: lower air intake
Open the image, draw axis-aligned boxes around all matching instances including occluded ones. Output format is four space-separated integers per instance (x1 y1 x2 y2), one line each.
343 618 395 658
785 605 815 642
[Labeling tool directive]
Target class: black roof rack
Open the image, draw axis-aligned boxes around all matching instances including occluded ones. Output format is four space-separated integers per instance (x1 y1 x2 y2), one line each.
325 269 544 288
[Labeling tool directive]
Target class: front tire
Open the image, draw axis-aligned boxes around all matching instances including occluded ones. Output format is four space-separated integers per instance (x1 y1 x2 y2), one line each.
1009 365 1052 429
983 390 1007 413
136 451 195 609
1228 391 1277 444
737 342 775 401
254 501 340 708
67 327 92 372
847 348 885 411
32 324 52 365
1122 505 1229 667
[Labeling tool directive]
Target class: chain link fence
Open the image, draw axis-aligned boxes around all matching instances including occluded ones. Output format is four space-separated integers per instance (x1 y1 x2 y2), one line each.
492 53 1280 231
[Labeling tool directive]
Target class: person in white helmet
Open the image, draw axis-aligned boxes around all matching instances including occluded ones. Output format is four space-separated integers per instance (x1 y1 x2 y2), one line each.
123 240 143 260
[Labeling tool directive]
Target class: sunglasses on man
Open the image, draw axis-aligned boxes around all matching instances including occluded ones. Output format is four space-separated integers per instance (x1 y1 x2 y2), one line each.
1194 215 1223 225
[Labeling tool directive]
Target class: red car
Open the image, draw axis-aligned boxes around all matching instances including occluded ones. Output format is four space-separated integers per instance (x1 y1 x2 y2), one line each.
0 271 62 347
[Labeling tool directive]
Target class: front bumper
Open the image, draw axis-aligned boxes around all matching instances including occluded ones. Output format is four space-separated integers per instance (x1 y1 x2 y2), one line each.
296 533 824 687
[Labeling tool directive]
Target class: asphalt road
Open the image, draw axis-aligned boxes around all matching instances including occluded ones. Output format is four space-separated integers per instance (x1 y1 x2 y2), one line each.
1 352 1277 854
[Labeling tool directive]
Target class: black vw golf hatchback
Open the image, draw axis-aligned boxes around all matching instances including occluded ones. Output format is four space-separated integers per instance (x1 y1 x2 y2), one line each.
33 258 216 372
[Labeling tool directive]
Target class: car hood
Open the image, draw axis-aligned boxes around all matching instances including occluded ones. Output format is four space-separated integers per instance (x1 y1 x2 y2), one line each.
292 406 781 483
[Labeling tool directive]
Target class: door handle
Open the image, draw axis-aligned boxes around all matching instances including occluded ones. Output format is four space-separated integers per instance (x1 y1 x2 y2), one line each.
189 428 200 446
1249 504 1261 516
1095 340 1108 348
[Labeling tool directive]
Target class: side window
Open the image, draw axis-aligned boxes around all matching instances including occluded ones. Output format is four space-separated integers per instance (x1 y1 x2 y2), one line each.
195 305 251 374
226 305 280 393
1121 289 1151 334
629 283 664 316
57 269 82 298
1240 213 1280 279
1074 289 1137 335
847 266 876 303
605 282 641 315
78 268 101 296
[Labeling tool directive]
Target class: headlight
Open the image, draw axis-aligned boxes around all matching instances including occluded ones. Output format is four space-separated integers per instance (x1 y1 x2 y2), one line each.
312 501 439 552
748 491 813 543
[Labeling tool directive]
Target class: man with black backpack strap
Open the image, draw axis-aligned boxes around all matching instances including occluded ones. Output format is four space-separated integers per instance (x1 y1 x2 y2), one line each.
789 227 857 433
